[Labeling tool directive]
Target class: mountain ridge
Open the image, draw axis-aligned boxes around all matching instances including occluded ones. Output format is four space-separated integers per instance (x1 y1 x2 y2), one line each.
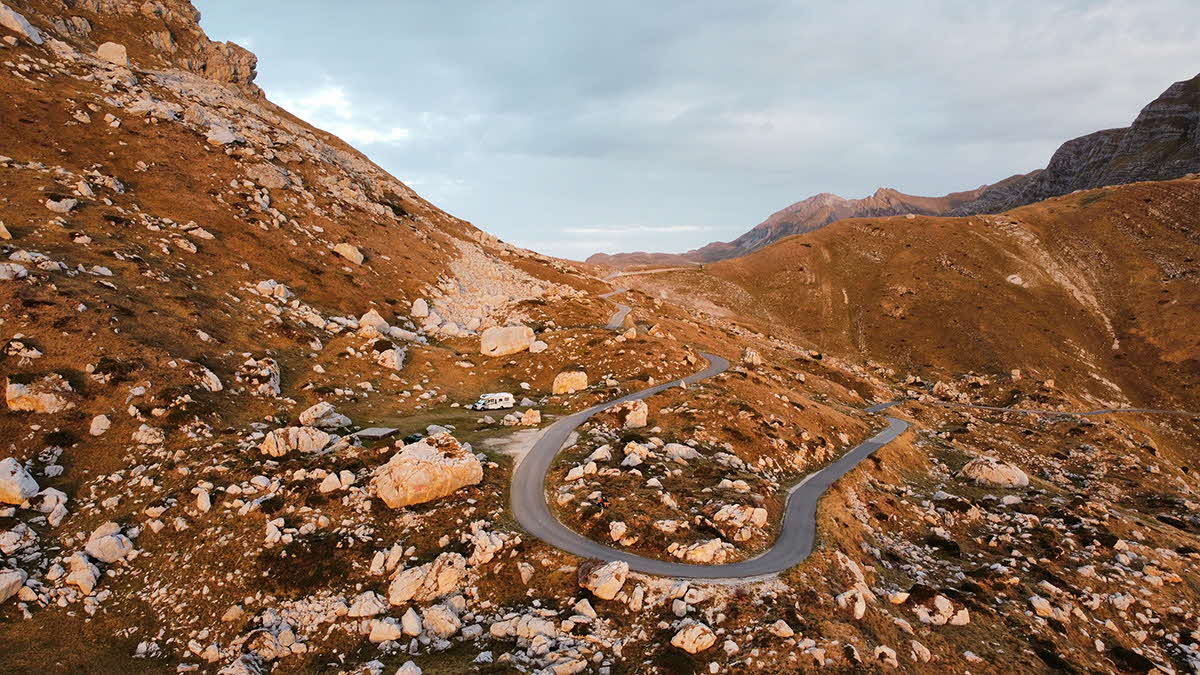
590 71 1200 268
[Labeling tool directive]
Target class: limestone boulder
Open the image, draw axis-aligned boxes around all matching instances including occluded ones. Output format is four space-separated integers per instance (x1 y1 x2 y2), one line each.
669 538 735 564
387 552 467 605
85 522 133 563
552 370 588 395
298 402 350 429
741 347 763 367
371 433 482 508
260 426 331 457
960 456 1029 488
577 559 628 600
608 399 648 429
479 325 534 357
422 604 461 639
333 242 364 265
671 622 717 654
0 458 38 505
0 4 43 44
0 568 27 604
96 41 128 66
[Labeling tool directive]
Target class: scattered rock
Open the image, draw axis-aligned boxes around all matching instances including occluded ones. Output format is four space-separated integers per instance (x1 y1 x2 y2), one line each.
298 402 350 429
333 242 364 265
0 3 44 44
89 415 111 436
85 522 133 563
608 399 648 429
388 552 467 605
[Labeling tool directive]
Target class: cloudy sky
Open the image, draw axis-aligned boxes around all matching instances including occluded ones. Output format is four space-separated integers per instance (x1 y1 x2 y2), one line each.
194 1 1200 259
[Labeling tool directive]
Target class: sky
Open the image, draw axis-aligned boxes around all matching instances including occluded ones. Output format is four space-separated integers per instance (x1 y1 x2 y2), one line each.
194 1 1200 260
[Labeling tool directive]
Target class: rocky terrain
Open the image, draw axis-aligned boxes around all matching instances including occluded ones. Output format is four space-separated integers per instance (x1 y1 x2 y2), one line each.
3 2 1200 674
591 72 1200 269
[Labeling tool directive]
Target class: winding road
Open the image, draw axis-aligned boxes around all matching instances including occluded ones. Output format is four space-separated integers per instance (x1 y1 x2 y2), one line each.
510 286 911 579
511 280 1199 579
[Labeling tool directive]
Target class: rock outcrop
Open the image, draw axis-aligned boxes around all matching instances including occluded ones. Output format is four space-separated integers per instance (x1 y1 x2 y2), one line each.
5 374 75 413
387 552 467 605
671 622 717 654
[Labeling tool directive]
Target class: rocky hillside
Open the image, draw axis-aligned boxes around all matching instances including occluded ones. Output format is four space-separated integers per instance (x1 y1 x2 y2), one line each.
5 3 1200 674
592 72 1200 268
0 2 910 673
585 179 1200 674
618 177 1200 412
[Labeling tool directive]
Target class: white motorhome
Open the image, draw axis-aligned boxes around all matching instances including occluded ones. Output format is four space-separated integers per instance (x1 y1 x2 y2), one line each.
468 392 516 411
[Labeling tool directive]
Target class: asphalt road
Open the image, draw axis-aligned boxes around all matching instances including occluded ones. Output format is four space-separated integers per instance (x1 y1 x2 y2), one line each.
509 291 910 579
512 274 1196 579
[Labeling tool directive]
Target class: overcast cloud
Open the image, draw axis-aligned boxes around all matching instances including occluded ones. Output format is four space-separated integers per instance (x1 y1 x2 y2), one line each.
195 0 1200 259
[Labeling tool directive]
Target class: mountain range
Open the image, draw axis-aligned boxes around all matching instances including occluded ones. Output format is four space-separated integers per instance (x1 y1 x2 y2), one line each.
589 71 1200 268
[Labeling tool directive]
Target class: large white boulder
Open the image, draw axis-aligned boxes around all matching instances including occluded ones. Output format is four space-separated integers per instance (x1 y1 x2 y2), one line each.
671 622 717 654
359 309 389 331
85 522 133 563
422 604 462 638
388 552 467 605
712 504 768 542
333 242 364 265
960 456 1029 488
368 618 403 643
741 347 763 367
608 399 648 429
89 415 111 436
371 433 482 509
479 325 534 357
96 41 128 66
298 402 350 429
0 458 38 505
259 426 331 457
669 538 735 564
0 568 27 604
577 560 628 600
552 370 588 395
